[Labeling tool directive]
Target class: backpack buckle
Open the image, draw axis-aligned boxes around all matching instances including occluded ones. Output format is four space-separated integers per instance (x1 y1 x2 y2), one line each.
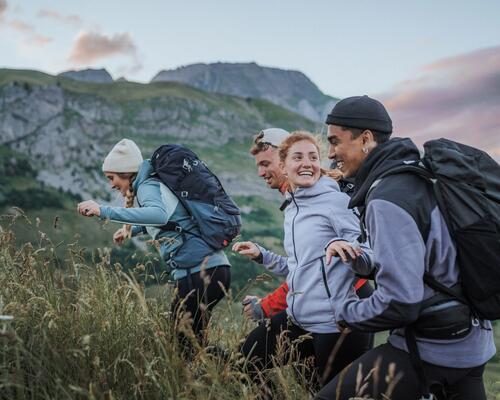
175 226 183 233
181 191 188 198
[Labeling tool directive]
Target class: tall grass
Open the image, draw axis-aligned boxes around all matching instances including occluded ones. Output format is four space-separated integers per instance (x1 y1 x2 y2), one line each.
1 213 498 400
0 214 311 400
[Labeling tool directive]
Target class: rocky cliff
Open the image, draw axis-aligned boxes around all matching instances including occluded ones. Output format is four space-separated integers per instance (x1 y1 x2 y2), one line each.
58 68 114 83
0 69 316 202
151 62 338 122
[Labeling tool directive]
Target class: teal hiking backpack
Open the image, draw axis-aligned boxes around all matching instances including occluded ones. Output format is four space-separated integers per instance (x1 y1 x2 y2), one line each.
150 144 242 262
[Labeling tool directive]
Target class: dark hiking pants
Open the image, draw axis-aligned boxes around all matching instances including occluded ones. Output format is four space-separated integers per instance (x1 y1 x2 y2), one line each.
241 310 373 390
171 265 230 347
315 342 487 400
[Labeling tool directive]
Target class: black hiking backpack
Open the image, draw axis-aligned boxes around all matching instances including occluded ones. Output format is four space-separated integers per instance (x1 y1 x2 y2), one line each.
150 144 242 253
370 138 500 320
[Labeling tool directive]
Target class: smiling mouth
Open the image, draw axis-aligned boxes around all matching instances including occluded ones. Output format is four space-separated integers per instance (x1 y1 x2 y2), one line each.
298 171 313 177
336 161 345 170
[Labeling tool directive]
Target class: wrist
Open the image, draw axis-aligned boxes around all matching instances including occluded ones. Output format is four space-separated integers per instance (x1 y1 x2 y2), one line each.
251 252 263 264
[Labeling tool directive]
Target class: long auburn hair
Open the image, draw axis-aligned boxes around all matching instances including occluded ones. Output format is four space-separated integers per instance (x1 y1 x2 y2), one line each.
278 131 343 189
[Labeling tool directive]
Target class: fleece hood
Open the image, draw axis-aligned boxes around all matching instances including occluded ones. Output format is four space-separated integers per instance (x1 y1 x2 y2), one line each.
286 174 341 200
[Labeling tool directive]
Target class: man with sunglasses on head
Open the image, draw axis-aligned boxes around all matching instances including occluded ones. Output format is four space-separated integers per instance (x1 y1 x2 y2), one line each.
241 128 291 321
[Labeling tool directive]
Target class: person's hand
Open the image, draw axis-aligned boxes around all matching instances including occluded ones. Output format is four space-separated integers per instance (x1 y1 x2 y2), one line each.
242 296 264 321
232 241 261 260
326 240 363 264
77 200 101 217
113 227 128 245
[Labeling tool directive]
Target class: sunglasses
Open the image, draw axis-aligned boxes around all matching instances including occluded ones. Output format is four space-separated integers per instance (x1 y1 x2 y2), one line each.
254 131 279 148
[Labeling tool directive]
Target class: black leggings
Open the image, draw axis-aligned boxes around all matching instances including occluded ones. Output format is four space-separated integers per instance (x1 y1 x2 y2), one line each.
171 265 231 344
315 343 487 400
241 310 373 387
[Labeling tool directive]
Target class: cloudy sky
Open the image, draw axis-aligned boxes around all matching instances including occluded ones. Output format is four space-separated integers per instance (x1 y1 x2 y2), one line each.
0 0 499 157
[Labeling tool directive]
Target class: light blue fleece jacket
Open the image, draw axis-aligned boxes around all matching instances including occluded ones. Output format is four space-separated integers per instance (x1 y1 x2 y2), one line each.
99 160 230 280
257 176 373 333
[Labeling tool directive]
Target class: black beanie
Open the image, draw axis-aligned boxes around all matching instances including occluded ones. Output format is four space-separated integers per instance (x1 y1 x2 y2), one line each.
325 95 393 134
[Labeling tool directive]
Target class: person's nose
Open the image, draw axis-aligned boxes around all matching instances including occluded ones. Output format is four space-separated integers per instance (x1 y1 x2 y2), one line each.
328 145 336 160
301 158 312 168
258 166 266 177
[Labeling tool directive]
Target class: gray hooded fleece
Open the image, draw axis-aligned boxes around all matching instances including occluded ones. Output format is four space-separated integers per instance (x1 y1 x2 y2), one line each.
257 176 372 333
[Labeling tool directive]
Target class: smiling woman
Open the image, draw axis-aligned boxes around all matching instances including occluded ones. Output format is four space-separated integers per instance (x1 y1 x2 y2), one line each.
233 130 374 392
278 131 322 189
278 131 342 187
76 138 232 351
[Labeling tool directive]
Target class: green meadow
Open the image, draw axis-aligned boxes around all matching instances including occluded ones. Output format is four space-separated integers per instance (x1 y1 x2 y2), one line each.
1 206 499 399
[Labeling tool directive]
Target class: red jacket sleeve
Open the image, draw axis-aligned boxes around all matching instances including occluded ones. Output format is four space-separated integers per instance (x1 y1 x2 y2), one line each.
260 282 288 318
259 280 368 318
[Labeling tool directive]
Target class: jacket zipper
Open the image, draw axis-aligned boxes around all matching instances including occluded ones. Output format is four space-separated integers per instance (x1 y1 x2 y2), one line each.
290 193 300 323
320 257 332 298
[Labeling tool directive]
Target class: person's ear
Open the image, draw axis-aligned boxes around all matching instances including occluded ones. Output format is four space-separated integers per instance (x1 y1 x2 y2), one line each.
361 130 377 152
280 161 287 176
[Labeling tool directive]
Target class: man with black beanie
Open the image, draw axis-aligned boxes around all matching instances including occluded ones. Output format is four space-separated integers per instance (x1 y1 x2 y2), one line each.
316 96 495 400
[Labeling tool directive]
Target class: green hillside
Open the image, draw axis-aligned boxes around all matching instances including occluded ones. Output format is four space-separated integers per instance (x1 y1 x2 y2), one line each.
0 68 316 131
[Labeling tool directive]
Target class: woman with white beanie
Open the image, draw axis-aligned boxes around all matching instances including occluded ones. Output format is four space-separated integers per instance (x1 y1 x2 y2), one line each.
77 138 231 349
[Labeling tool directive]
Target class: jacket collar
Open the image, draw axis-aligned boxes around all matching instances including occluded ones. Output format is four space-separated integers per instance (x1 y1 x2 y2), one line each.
286 175 340 200
349 137 421 209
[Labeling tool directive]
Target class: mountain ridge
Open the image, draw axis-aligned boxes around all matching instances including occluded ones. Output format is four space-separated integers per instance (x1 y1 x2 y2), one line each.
58 68 114 83
152 62 338 122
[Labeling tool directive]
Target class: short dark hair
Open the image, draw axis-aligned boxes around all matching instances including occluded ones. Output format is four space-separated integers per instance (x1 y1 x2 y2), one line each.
339 126 390 144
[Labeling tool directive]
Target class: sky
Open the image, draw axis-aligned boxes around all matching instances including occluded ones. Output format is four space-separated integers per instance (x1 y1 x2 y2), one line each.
0 0 499 157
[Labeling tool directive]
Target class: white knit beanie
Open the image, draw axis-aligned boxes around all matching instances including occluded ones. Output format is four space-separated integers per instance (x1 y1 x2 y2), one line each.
102 139 143 173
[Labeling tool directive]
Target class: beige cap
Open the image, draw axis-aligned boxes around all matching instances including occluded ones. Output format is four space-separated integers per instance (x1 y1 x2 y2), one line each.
102 139 143 173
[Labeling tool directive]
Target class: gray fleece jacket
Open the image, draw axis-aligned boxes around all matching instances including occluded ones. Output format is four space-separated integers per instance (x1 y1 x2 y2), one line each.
257 176 372 334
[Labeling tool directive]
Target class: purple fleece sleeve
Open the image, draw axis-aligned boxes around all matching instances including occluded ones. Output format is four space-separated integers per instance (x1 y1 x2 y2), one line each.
335 199 426 331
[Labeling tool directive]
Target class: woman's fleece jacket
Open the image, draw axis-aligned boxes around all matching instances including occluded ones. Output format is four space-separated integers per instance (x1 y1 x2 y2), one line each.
98 160 230 280
256 176 372 334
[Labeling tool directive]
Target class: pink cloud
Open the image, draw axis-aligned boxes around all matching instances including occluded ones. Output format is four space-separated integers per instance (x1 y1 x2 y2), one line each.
68 31 138 64
30 34 53 45
9 19 33 33
380 46 500 160
8 19 52 45
37 9 82 27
